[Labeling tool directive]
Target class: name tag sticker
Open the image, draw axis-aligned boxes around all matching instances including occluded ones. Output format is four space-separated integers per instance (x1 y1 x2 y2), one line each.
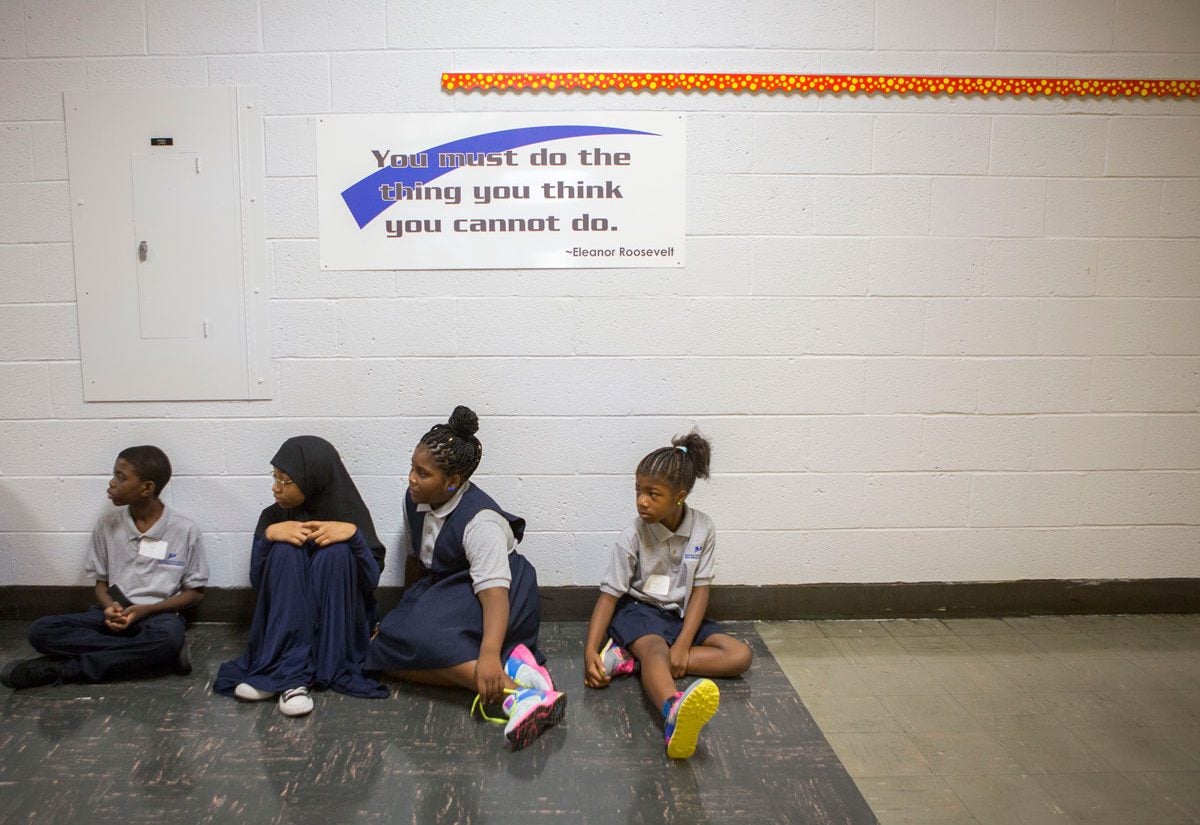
139 539 168 560
644 574 671 597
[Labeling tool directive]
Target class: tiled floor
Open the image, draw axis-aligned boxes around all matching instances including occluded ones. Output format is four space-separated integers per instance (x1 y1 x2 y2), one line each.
0 620 876 824
3 615 1196 823
759 614 1200 825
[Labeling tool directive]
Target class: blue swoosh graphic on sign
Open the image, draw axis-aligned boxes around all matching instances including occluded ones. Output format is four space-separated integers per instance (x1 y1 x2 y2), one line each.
340 125 655 228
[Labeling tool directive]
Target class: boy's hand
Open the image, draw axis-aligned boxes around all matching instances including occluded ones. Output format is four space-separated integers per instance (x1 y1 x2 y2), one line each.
303 521 356 547
103 602 125 631
108 604 152 631
669 642 690 679
474 656 507 704
584 649 611 689
265 521 310 546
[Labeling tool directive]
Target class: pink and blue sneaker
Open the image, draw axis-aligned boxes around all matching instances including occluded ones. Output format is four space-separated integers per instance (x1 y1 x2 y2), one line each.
504 643 555 692
502 688 567 750
599 638 638 678
664 678 720 759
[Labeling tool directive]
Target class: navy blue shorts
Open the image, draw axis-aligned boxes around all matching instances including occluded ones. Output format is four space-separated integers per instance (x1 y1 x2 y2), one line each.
607 596 724 649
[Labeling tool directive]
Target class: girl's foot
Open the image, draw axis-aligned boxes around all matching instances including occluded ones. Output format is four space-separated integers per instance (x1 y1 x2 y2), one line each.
278 686 314 717
234 682 275 701
600 638 638 678
503 688 566 750
505 643 555 692
664 678 720 759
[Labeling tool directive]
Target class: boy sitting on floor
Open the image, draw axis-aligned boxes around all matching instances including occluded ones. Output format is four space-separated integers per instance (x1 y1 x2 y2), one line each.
1 445 207 689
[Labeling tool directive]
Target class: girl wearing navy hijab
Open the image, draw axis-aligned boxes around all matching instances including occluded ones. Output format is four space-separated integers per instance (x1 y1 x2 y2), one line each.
214 436 388 716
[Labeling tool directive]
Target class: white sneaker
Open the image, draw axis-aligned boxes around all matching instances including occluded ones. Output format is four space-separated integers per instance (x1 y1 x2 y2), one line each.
234 682 275 701
278 686 314 717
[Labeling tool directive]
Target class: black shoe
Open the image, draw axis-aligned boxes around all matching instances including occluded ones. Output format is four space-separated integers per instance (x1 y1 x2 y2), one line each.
0 657 66 689
175 640 193 675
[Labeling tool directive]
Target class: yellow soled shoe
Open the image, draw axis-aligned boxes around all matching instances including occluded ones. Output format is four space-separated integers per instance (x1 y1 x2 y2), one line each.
664 678 720 759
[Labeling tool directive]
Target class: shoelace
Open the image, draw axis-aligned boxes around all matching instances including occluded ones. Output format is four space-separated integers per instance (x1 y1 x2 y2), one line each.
281 686 309 702
470 687 519 724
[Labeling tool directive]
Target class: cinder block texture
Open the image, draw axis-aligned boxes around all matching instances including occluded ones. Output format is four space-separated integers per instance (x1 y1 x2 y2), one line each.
0 365 52 420
873 115 990 175
2 1 1199 590
875 0 995 50
990 116 1107 177
997 0 1114 52
148 0 261 54
0 123 32 182
0 2 25 58
25 0 145 57
931 178 1046 238
84 56 207 89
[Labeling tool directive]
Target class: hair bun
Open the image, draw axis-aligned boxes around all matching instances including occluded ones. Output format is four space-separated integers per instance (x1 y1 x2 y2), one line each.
447 405 479 438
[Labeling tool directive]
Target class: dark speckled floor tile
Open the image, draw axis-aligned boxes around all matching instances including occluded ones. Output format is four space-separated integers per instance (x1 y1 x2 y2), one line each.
0 621 876 825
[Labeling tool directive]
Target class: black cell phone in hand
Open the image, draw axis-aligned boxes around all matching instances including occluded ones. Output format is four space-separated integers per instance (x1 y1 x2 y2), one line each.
107 584 133 608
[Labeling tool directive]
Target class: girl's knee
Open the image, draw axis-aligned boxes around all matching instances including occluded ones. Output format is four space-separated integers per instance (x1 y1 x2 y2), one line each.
706 635 753 675
630 634 669 659
310 542 353 575
731 639 754 675
266 542 309 571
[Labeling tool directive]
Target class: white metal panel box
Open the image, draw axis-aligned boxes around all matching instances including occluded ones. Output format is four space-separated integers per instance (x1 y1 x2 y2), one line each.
65 87 269 400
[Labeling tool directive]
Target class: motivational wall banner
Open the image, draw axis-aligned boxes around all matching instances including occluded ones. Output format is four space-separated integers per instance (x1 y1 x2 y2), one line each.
317 113 685 270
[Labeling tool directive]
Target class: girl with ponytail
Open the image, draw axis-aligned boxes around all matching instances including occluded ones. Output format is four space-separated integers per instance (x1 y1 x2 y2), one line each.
583 429 752 759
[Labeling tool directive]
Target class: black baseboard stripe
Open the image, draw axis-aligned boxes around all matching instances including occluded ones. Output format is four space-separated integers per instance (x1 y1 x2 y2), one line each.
2 579 1197 624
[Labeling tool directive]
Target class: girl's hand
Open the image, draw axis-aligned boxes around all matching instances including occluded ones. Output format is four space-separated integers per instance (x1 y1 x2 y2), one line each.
303 521 356 547
266 521 310 546
474 656 507 704
584 649 611 689
669 642 690 679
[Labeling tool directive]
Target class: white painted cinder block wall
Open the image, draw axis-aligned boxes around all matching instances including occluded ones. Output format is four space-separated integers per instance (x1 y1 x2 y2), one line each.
1 1 1198 591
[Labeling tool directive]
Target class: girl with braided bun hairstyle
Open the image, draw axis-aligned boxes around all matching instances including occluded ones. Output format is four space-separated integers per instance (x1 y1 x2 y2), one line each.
583 429 753 759
366 406 564 749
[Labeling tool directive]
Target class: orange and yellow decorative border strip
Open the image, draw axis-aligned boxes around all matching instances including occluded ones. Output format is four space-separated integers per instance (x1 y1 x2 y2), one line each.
443 72 1199 98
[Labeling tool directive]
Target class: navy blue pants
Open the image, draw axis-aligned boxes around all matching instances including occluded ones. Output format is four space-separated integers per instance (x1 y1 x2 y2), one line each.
28 606 184 683
214 541 386 698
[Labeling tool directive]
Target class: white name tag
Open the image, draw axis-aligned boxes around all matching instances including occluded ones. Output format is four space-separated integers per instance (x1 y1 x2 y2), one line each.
643 574 671 597
138 539 168 560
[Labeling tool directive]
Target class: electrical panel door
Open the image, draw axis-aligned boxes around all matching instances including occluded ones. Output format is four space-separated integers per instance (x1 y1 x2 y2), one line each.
65 87 269 400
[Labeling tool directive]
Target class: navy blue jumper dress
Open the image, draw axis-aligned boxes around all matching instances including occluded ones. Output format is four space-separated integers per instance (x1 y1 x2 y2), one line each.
366 484 544 671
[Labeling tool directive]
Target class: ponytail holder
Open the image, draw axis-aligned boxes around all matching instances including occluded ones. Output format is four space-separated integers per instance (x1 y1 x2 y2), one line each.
675 445 688 454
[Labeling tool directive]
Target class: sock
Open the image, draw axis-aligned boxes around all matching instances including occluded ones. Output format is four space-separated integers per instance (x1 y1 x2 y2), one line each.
662 693 679 719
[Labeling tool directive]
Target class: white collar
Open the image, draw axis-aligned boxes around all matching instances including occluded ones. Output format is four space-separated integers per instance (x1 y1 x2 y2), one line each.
416 481 471 518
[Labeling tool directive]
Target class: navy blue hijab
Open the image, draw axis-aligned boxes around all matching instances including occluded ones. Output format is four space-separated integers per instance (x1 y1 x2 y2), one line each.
256 435 386 571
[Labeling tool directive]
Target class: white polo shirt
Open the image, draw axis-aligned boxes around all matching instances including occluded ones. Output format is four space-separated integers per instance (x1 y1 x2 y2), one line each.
402 482 517 594
87 504 208 605
599 505 716 616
